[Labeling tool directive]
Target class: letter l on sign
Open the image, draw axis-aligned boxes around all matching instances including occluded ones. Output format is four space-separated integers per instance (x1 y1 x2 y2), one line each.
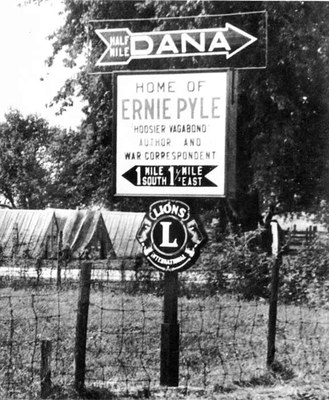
160 222 178 247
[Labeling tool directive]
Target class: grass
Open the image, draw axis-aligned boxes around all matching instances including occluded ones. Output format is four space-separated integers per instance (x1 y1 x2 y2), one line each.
0 279 329 399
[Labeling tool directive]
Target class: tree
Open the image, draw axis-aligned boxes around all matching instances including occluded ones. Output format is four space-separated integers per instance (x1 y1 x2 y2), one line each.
0 110 88 209
237 2 329 214
0 110 54 208
45 127 85 208
44 1 329 225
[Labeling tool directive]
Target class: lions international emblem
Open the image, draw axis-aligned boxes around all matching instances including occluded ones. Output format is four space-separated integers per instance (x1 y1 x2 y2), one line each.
136 199 206 272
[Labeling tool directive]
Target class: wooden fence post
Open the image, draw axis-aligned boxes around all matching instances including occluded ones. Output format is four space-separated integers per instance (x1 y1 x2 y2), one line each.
57 231 63 288
74 262 92 393
40 340 52 398
267 221 282 369
160 271 179 386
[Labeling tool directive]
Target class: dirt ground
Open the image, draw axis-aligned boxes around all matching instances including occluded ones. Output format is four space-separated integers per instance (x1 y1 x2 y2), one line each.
61 381 329 399
140 383 329 400
108 384 329 400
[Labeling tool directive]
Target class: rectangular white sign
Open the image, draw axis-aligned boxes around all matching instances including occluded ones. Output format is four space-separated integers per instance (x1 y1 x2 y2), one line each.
114 70 229 197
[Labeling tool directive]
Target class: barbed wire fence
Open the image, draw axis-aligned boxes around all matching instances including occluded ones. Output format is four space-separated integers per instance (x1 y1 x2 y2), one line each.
0 253 329 398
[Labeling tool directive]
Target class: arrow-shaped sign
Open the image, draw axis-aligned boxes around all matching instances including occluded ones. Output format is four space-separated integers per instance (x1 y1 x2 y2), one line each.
122 165 217 187
96 24 257 66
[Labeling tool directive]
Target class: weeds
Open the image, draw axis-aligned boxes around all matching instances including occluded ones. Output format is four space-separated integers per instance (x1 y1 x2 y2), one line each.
0 273 328 398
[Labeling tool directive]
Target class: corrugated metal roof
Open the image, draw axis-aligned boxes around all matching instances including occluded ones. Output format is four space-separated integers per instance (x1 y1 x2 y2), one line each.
0 210 57 258
0 209 145 260
52 209 113 259
101 211 145 258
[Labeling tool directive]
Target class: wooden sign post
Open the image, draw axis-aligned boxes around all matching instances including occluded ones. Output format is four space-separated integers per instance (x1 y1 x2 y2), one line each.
136 200 206 386
160 272 179 386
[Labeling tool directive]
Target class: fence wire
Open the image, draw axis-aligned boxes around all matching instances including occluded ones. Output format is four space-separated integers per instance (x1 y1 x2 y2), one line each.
0 261 328 398
0 286 77 398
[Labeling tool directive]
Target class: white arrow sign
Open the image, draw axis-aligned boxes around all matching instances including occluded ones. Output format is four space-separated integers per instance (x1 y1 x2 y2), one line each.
95 24 257 66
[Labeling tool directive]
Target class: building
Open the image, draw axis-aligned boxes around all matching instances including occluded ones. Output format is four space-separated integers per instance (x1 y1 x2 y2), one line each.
0 209 58 258
101 211 145 258
53 209 113 259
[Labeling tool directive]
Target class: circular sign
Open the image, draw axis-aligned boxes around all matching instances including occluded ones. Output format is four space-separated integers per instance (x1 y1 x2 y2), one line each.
136 199 206 272
151 216 188 257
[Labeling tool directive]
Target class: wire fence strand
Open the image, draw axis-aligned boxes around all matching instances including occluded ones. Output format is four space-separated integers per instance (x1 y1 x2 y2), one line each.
0 259 329 397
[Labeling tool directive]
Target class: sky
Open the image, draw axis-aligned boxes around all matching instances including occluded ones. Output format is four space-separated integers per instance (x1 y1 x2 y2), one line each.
0 0 85 129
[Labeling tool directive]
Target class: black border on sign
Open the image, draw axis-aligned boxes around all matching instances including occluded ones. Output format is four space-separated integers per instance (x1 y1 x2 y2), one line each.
88 10 267 72
113 72 118 200
112 68 237 199
151 215 188 258
225 70 237 199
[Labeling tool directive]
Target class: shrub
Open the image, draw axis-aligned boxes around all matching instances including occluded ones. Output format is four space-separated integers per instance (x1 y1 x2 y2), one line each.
203 228 272 300
280 236 329 305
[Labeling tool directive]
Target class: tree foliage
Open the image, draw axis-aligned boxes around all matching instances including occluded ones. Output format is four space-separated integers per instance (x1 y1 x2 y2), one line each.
238 2 329 214
0 110 53 208
0 110 85 209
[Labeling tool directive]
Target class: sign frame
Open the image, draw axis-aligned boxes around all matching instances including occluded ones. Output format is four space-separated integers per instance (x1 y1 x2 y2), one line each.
113 68 237 199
